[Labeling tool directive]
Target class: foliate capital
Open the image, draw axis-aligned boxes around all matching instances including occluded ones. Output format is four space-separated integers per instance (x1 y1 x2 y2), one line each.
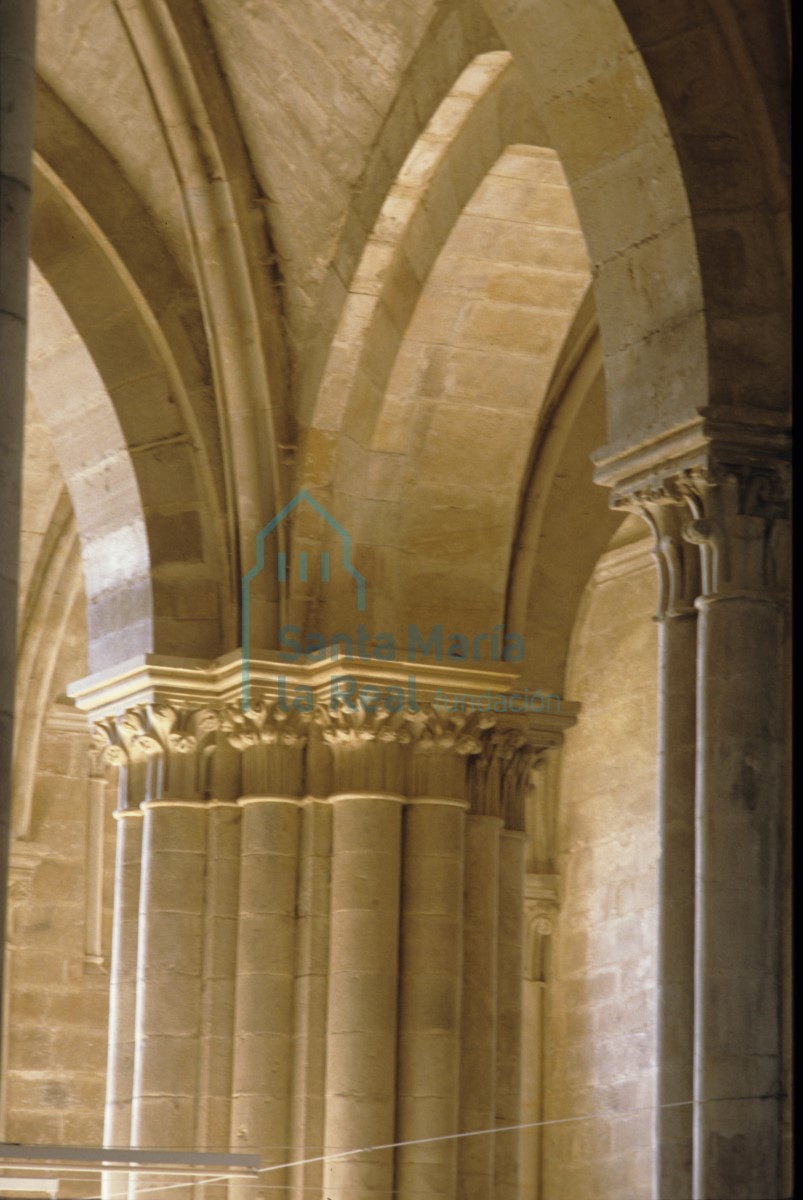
72 656 577 809
524 873 560 981
92 704 220 810
677 463 790 595
467 728 547 830
608 445 789 602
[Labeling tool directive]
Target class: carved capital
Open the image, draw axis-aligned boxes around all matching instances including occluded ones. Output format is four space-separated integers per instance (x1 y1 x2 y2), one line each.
310 702 498 799
93 704 220 809
92 711 158 811
600 412 790 602
524 873 559 982
467 727 544 830
634 499 701 619
405 708 495 800
222 700 312 749
677 463 790 595
220 700 309 798
74 657 578 809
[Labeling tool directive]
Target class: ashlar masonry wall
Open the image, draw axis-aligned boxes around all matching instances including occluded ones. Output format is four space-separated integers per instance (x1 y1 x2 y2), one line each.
4 591 114 1147
543 536 659 1200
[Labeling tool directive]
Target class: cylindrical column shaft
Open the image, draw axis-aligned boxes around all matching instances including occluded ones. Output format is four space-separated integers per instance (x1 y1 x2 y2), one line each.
131 802 208 1199
194 804 240 1200
395 800 465 1198
103 811 143 1200
85 774 108 968
494 830 526 1199
230 798 299 1199
290 801 332 1200
457 814 501 1199
693 593 785 1199
654 607 697 1199
520 978 546 1198
323 794 403 1199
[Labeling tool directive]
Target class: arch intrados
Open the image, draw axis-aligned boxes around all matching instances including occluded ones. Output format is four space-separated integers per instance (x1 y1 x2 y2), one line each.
305 52 547 458
504 294 624 693
30 152 232 663
477 0 708 447
26 262 154 670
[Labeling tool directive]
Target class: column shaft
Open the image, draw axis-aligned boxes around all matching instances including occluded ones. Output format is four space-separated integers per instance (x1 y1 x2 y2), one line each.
395 800 465 1198
131 802 208 1199
494 830 526 1199
655 610 697 1198
230 798 299 1199
693 594 786 1199
103 811 142 1200
289 801 332 1200
457 814 501 1199
194 804 241 1199
520 979 546 1198
85 774 108 968
323 794 403 1199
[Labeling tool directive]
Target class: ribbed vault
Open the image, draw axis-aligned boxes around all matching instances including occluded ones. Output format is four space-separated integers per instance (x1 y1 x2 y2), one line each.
26 0 790 668
4 1 791 1191
288 54 592 644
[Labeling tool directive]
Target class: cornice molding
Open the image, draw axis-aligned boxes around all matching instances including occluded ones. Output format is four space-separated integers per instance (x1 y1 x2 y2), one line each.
45 701 90 736
68 650 579 729
592 407 790 501
70 654 579 818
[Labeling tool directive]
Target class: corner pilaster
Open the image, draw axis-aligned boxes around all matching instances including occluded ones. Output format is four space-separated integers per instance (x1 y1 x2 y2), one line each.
595 412 791 1200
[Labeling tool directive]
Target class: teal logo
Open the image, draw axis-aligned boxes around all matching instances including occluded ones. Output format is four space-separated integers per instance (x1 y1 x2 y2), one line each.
242 492 558 716
241 490 366 710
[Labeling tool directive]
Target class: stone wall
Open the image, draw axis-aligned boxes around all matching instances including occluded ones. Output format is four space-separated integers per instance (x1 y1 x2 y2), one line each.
542 535 658 1200
4 575 113 1148
4 710 114 1146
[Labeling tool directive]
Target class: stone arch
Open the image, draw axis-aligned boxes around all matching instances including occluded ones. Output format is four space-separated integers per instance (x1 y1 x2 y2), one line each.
506 290 623 694
12 485 82 839
26 263 153 671
297 0 505 416
107 1 295 649
474 0 704 448
477 0 790 445
370 141 590 640
292 53 561 637
30 151 231 665
300 52 548 449
614 0 791 399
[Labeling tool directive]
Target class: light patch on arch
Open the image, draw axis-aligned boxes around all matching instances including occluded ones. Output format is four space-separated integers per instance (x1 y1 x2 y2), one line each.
26 262 153 668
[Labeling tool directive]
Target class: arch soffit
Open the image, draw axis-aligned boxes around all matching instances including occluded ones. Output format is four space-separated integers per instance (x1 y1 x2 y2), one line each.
296 0 506 416
615 0 791 394
478 0 708 450
30 156 231 664
26 262 153 671
111 0 294 649
13 483 83 839
288 54 561 634
372 143 590 637
506 291 624 694
301 52 549 469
